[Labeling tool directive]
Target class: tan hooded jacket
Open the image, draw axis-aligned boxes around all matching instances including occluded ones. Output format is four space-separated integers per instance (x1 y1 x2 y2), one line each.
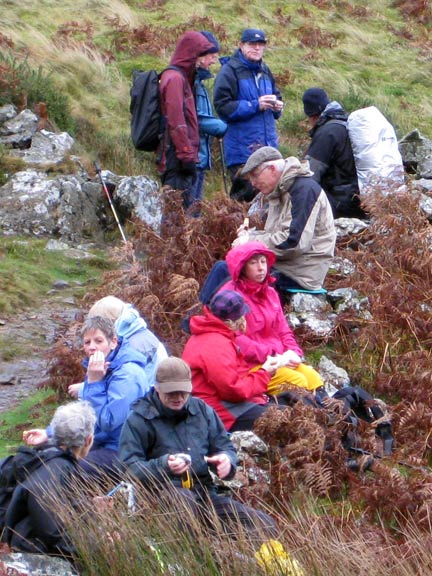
249 157 336 290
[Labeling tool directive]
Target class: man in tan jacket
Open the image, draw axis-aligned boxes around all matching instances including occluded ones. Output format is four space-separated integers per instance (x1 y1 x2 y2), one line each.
233 146 336 292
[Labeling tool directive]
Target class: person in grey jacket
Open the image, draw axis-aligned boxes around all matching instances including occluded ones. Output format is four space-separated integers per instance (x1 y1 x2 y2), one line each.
118 357 276 537
233 146 336 294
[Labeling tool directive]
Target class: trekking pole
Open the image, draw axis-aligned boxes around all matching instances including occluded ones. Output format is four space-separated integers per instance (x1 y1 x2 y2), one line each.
218 139 229 196
94 161 128 244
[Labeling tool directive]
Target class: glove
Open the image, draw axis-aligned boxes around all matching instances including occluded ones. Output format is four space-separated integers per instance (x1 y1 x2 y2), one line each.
180 161 197 179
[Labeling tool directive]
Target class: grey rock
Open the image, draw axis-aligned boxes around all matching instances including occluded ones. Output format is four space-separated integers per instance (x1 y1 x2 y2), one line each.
329 256 356 276
230 430 268 456
0 109 38 148
399 129 432 178
412 178 432 194
327 287 370 315
52 280 70 290
0 103 18 124
288 293 336 337
318 355 350 391
0 553 77 575
0 170 105 242
0 372 21 385
419 193 432 218
335 217 369 237
10 130 75 166
114 174 162 230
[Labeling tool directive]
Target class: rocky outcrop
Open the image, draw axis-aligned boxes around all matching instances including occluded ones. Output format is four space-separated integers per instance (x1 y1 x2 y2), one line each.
0 104 162 243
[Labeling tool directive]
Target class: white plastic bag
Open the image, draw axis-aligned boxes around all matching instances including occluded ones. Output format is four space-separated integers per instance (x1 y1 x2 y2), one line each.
347 106 405 192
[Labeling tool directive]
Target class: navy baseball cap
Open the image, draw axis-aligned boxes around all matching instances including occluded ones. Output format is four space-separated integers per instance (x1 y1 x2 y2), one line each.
209 290 250 321
240 29 267 43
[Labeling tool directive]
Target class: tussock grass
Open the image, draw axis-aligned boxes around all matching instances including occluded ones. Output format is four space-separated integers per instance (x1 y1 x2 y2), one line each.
1 0 431 177
0 238 110 314
34 474 432 575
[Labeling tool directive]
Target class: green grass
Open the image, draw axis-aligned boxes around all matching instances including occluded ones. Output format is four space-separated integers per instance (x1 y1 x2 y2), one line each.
1 0 431 177
0 237 112 314
0 388 57 456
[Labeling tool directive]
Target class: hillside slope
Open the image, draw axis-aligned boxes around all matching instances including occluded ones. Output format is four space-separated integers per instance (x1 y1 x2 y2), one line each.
1 0 431 176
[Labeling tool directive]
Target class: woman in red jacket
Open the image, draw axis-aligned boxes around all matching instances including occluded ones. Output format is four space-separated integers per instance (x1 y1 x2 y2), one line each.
182 290 278 431
221 241 323 395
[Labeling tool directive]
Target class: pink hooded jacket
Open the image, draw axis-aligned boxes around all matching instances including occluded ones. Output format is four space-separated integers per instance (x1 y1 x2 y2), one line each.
221 241 303 364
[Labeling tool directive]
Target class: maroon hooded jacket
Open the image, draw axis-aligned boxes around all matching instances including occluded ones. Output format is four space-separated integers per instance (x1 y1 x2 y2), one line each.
158 31 214 173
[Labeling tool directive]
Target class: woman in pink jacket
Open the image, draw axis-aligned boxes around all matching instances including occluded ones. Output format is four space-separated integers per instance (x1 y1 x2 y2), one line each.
220 241 323 395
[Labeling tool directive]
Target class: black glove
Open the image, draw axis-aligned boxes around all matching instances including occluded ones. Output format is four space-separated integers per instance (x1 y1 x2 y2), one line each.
180 161 197 179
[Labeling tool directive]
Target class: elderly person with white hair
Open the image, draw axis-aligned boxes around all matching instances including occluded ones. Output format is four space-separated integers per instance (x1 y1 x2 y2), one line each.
4 401 97 556
233 146 336 295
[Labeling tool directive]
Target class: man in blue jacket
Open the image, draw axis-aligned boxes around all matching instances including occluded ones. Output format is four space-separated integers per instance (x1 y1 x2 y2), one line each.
214 28 283 202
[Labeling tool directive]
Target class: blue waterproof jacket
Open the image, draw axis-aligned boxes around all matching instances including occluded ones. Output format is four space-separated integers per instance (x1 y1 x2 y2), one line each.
213 50 281 167
194 68 227 170
80 339 150 451
115 304 168 386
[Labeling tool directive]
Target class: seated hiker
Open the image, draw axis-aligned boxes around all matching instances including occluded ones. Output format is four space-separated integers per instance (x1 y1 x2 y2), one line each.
220 241 323 394
302 87 367 219
24 316 151 476
182 289 280 432
232 146 336 295
86 295 168 387
182 290 394 453
3 401 100 556
119 357 302 574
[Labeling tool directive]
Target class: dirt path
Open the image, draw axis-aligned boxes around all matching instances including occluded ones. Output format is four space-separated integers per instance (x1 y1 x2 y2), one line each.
0 289 81 413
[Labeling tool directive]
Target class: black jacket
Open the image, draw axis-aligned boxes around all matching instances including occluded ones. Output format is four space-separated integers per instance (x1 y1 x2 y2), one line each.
4 447 78 556
119 390 237 492
306 104 366 218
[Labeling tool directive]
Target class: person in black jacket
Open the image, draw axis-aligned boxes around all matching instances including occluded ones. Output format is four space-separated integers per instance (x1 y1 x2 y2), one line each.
119 357 277 537
4 401 97 556
302 87 367 219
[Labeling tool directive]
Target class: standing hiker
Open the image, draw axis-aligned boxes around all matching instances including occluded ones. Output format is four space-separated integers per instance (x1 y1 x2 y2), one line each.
302 87 366 219
189 31 227 214
214 28 283 202
158 31 214 209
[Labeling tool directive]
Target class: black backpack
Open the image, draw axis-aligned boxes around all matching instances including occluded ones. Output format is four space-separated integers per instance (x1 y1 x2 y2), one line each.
0 444 62 538
130 65 181 152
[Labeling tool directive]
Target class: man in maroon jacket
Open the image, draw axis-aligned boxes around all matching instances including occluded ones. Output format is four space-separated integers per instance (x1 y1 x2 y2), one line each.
158 31 214 209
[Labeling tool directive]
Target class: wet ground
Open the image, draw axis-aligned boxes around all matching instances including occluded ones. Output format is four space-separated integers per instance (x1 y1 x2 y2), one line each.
0 291 81 413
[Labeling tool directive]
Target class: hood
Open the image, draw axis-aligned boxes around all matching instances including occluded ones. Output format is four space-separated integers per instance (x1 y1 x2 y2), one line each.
268 157 314 201
189 307 234 338
311 101 348 134
170 31 214 82
115 304 147 340
226 242 276 283
82 338 149 373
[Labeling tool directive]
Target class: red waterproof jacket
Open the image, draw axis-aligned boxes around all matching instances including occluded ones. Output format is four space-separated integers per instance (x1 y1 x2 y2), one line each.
158 31 214 172
182 307 270 430
221 242 303 364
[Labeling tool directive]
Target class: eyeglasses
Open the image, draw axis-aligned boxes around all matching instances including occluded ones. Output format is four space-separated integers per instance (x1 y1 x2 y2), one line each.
249 165 270 182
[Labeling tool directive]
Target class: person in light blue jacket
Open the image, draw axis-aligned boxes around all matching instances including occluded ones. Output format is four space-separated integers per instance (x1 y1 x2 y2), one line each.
24 316 151 477
88 295 168 387
189 31 227 213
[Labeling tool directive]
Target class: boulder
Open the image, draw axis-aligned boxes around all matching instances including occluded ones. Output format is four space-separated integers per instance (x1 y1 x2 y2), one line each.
0 109 38 149
398 129 432 178
9 130 75 166
0 170 105 242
